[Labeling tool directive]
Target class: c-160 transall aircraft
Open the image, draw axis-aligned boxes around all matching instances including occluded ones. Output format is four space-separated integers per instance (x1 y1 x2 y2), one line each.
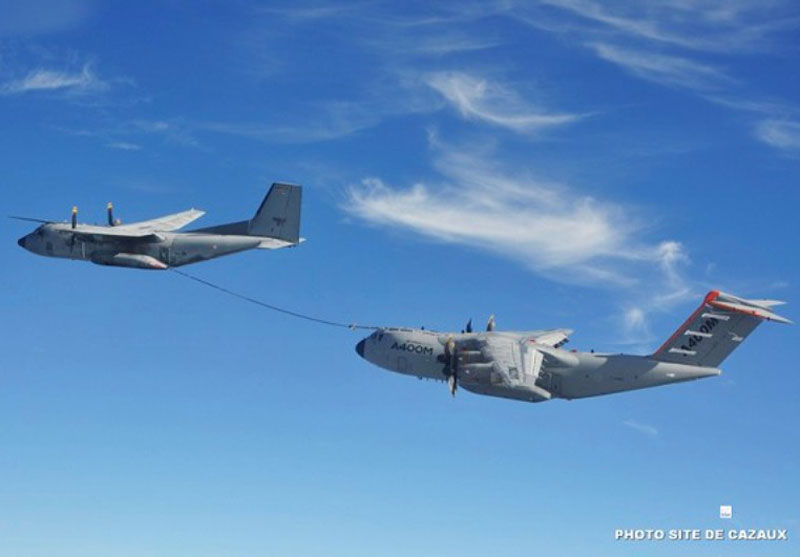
356 291 790 403
14 183 302 269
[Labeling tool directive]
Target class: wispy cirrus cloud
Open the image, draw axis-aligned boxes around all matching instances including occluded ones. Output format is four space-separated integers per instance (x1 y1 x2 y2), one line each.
107 141 142 151
426 71 582 133
588 43 732 91
754 119 800 151
515 1 800 153
400 34 502 57
231 5 578 143
204 70 580 144
346 134 686 288
127 120 201 148
1 63 108 95
55 118 204 152
705 96 800 153
534 0 792 53
622 419 659 437
198 100 385 144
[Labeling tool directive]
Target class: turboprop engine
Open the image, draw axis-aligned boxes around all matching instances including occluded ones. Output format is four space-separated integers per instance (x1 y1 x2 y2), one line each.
458 362 498 384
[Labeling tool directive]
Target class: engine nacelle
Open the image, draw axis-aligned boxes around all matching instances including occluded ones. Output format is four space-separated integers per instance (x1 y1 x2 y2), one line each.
459 362 499 385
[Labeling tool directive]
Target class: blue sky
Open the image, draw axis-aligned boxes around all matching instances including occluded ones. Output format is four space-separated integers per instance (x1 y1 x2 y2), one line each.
1 1 798 555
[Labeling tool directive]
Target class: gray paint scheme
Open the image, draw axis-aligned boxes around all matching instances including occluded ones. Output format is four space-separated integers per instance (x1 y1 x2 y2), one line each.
355 291 790 404
16 183 302 270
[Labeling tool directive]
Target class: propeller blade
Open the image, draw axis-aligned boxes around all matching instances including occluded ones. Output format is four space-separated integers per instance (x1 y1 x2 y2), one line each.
107 202 115 226
444 336 455 365
465 318 473 333
444 335 459 397
486 314 495 332
71 206 77 229
9 216 51 224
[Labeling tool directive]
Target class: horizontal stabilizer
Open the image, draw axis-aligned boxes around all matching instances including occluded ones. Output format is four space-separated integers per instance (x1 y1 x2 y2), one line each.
708 292 791 324
749 299 787 308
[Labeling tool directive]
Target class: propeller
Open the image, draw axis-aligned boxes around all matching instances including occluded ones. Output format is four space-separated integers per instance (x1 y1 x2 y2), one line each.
9 216 51 224
486 314 495 332
107 202 122 226
465 318 473 333
444 335 459 396
71 206 77 229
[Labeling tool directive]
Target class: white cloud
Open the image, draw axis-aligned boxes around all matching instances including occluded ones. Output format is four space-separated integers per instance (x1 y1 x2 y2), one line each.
622 419 659 436
346 137 683 287
199 101 381 144
519 1 800 153
1 63 108 95
107 141 142 151
589 43 731 91
657 240 689 287
256 3 365 21
705 99 800 153
754 119 800 151
426 71 581 133
623 306 649 337
128 119 202 148
535 0 788 53
398 32 501 56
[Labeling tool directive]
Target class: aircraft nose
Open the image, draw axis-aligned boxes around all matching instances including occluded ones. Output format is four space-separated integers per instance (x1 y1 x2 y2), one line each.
17 236 26 248
355 339 366 358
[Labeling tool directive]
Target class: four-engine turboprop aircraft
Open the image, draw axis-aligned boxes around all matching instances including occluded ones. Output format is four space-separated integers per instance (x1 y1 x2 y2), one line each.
14 183 302 270
355 291 790 403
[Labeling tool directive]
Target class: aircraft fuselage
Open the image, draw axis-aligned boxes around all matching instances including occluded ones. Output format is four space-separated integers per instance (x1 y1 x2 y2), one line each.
17 223 266 269
356 327 721 403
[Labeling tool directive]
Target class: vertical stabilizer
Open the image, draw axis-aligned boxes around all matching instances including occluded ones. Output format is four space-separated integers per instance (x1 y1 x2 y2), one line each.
651 290 790 367
248 183 302 243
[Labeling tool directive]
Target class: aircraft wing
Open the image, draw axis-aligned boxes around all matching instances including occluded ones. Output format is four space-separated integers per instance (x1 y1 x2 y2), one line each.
453 335 553 402
527 328 573 348
113 209 206 233
70 224 163 240
70 209 206 240
479 336 550 393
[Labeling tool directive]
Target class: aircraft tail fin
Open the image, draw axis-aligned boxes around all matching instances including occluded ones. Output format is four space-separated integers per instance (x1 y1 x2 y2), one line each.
248 183 302 243
651 290 790 368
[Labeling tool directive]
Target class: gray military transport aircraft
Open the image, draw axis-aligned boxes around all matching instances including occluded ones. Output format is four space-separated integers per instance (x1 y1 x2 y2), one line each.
355 291 790 403
14 183 302 269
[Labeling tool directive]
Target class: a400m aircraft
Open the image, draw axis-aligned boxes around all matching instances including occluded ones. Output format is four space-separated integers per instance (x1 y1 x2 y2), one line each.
356 291 790 403
14 183 302 269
